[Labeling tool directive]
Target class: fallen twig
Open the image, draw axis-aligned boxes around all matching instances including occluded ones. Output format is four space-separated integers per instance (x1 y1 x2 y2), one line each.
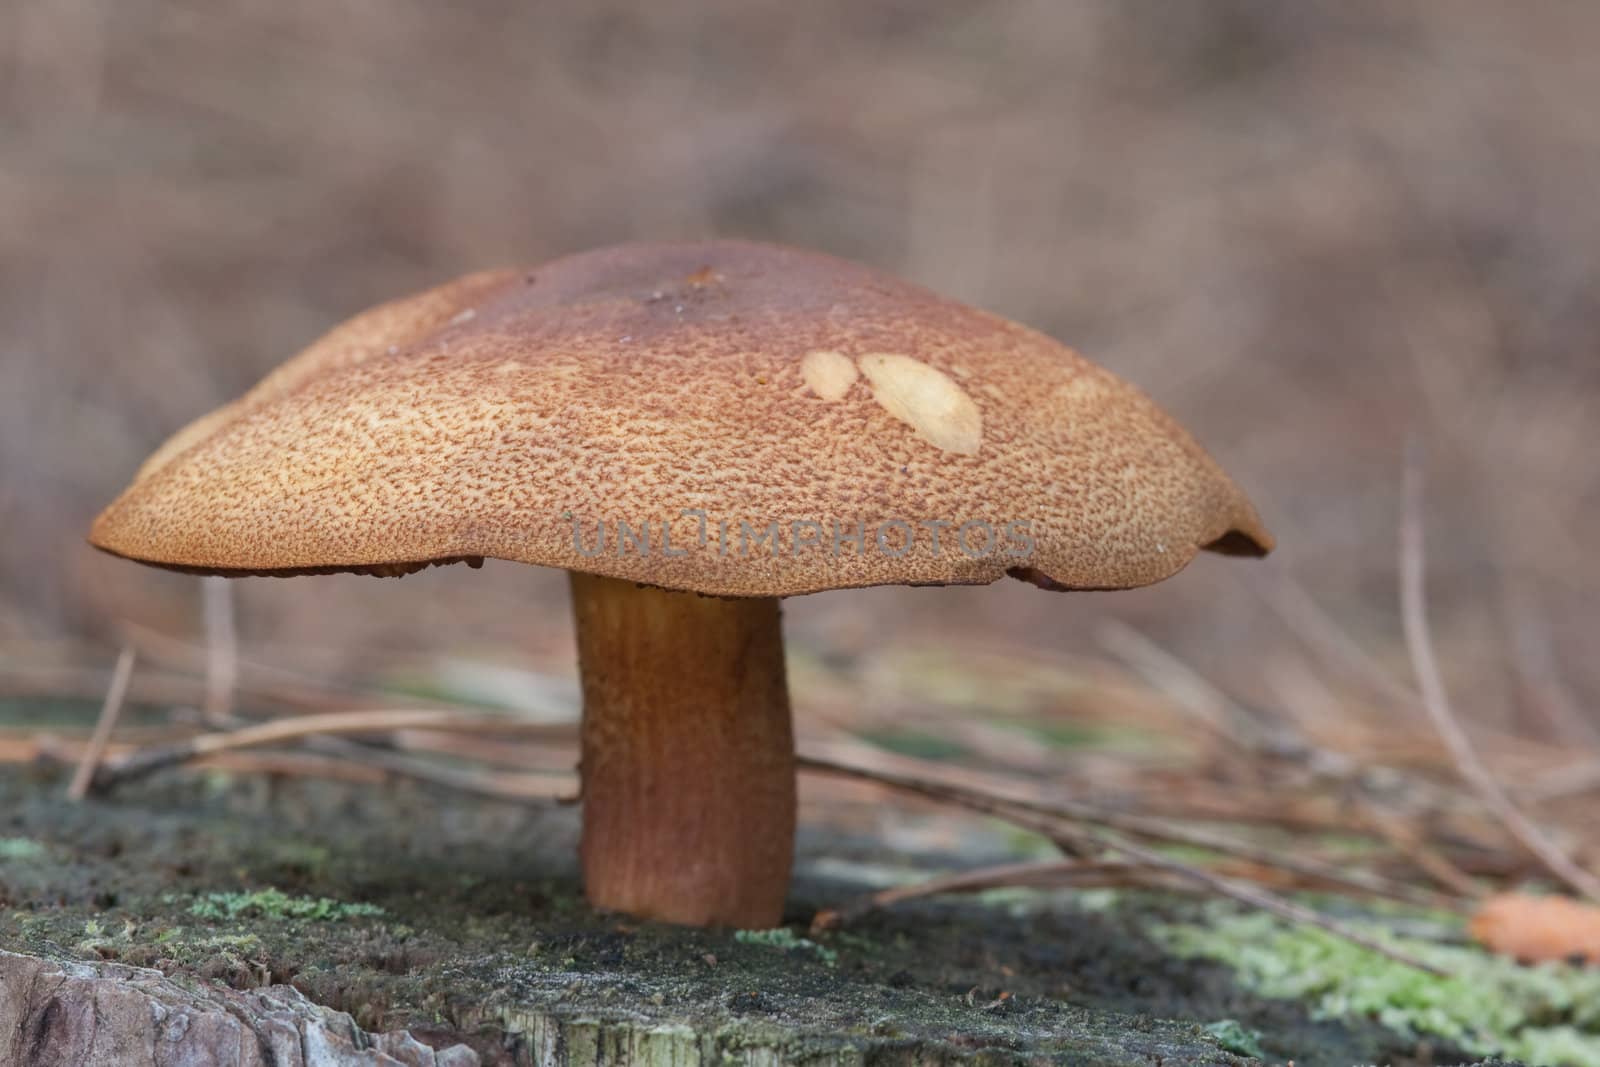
798 753 1450 975
201 577 238 725
802 742 1451 910
1097 620 1271 749
1513 758 1600 805
33 736 390 783
1254 573 1423 712
1080 822 1448 975
299 733 576 802
89 709 564 794
120 622 579 726
813 859 1172 931
1400 448 1600 903
68 646 136 801
1356 798 1483 900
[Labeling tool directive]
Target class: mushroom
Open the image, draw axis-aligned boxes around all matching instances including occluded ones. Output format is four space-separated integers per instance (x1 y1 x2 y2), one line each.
90 240 1272 928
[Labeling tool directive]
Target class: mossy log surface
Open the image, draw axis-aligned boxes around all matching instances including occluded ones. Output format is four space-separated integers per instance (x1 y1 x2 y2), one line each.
0 704 1504 1066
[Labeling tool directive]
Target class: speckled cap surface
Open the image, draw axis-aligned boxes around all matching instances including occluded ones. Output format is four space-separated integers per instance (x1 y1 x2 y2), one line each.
90 240 1272 596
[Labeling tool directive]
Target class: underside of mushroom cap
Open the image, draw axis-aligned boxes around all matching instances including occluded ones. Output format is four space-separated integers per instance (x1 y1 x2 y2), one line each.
90 240 1271 596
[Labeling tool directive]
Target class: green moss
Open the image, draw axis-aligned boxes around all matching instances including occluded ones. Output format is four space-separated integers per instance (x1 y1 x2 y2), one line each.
734 926 838 966
74 917 146 956
0 837 46 861
185 887 385 922
1159 906 1600 1066
1203 1019 1265 1059
828 931 880 955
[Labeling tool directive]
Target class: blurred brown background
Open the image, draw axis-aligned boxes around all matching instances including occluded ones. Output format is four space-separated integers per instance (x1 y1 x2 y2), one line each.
3 1 1597 738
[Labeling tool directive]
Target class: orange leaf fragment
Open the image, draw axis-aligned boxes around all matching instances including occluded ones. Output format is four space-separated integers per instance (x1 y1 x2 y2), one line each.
1470 892 1600 965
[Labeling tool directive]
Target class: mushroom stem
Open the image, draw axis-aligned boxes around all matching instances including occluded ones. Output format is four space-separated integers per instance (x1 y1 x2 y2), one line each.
569 572 795 927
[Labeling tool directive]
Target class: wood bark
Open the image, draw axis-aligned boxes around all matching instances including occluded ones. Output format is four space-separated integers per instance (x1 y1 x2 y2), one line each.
0 949 476 1067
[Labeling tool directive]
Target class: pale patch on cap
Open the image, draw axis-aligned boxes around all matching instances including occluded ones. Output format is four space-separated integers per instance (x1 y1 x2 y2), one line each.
859 353 982 456
799 349 860 401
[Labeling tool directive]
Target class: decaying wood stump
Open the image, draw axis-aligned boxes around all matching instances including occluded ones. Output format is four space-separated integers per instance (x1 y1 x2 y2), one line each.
0 730 1477 1067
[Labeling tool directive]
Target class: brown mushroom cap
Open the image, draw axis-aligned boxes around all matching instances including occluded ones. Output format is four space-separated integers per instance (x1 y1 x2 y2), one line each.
90 240 1271 596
